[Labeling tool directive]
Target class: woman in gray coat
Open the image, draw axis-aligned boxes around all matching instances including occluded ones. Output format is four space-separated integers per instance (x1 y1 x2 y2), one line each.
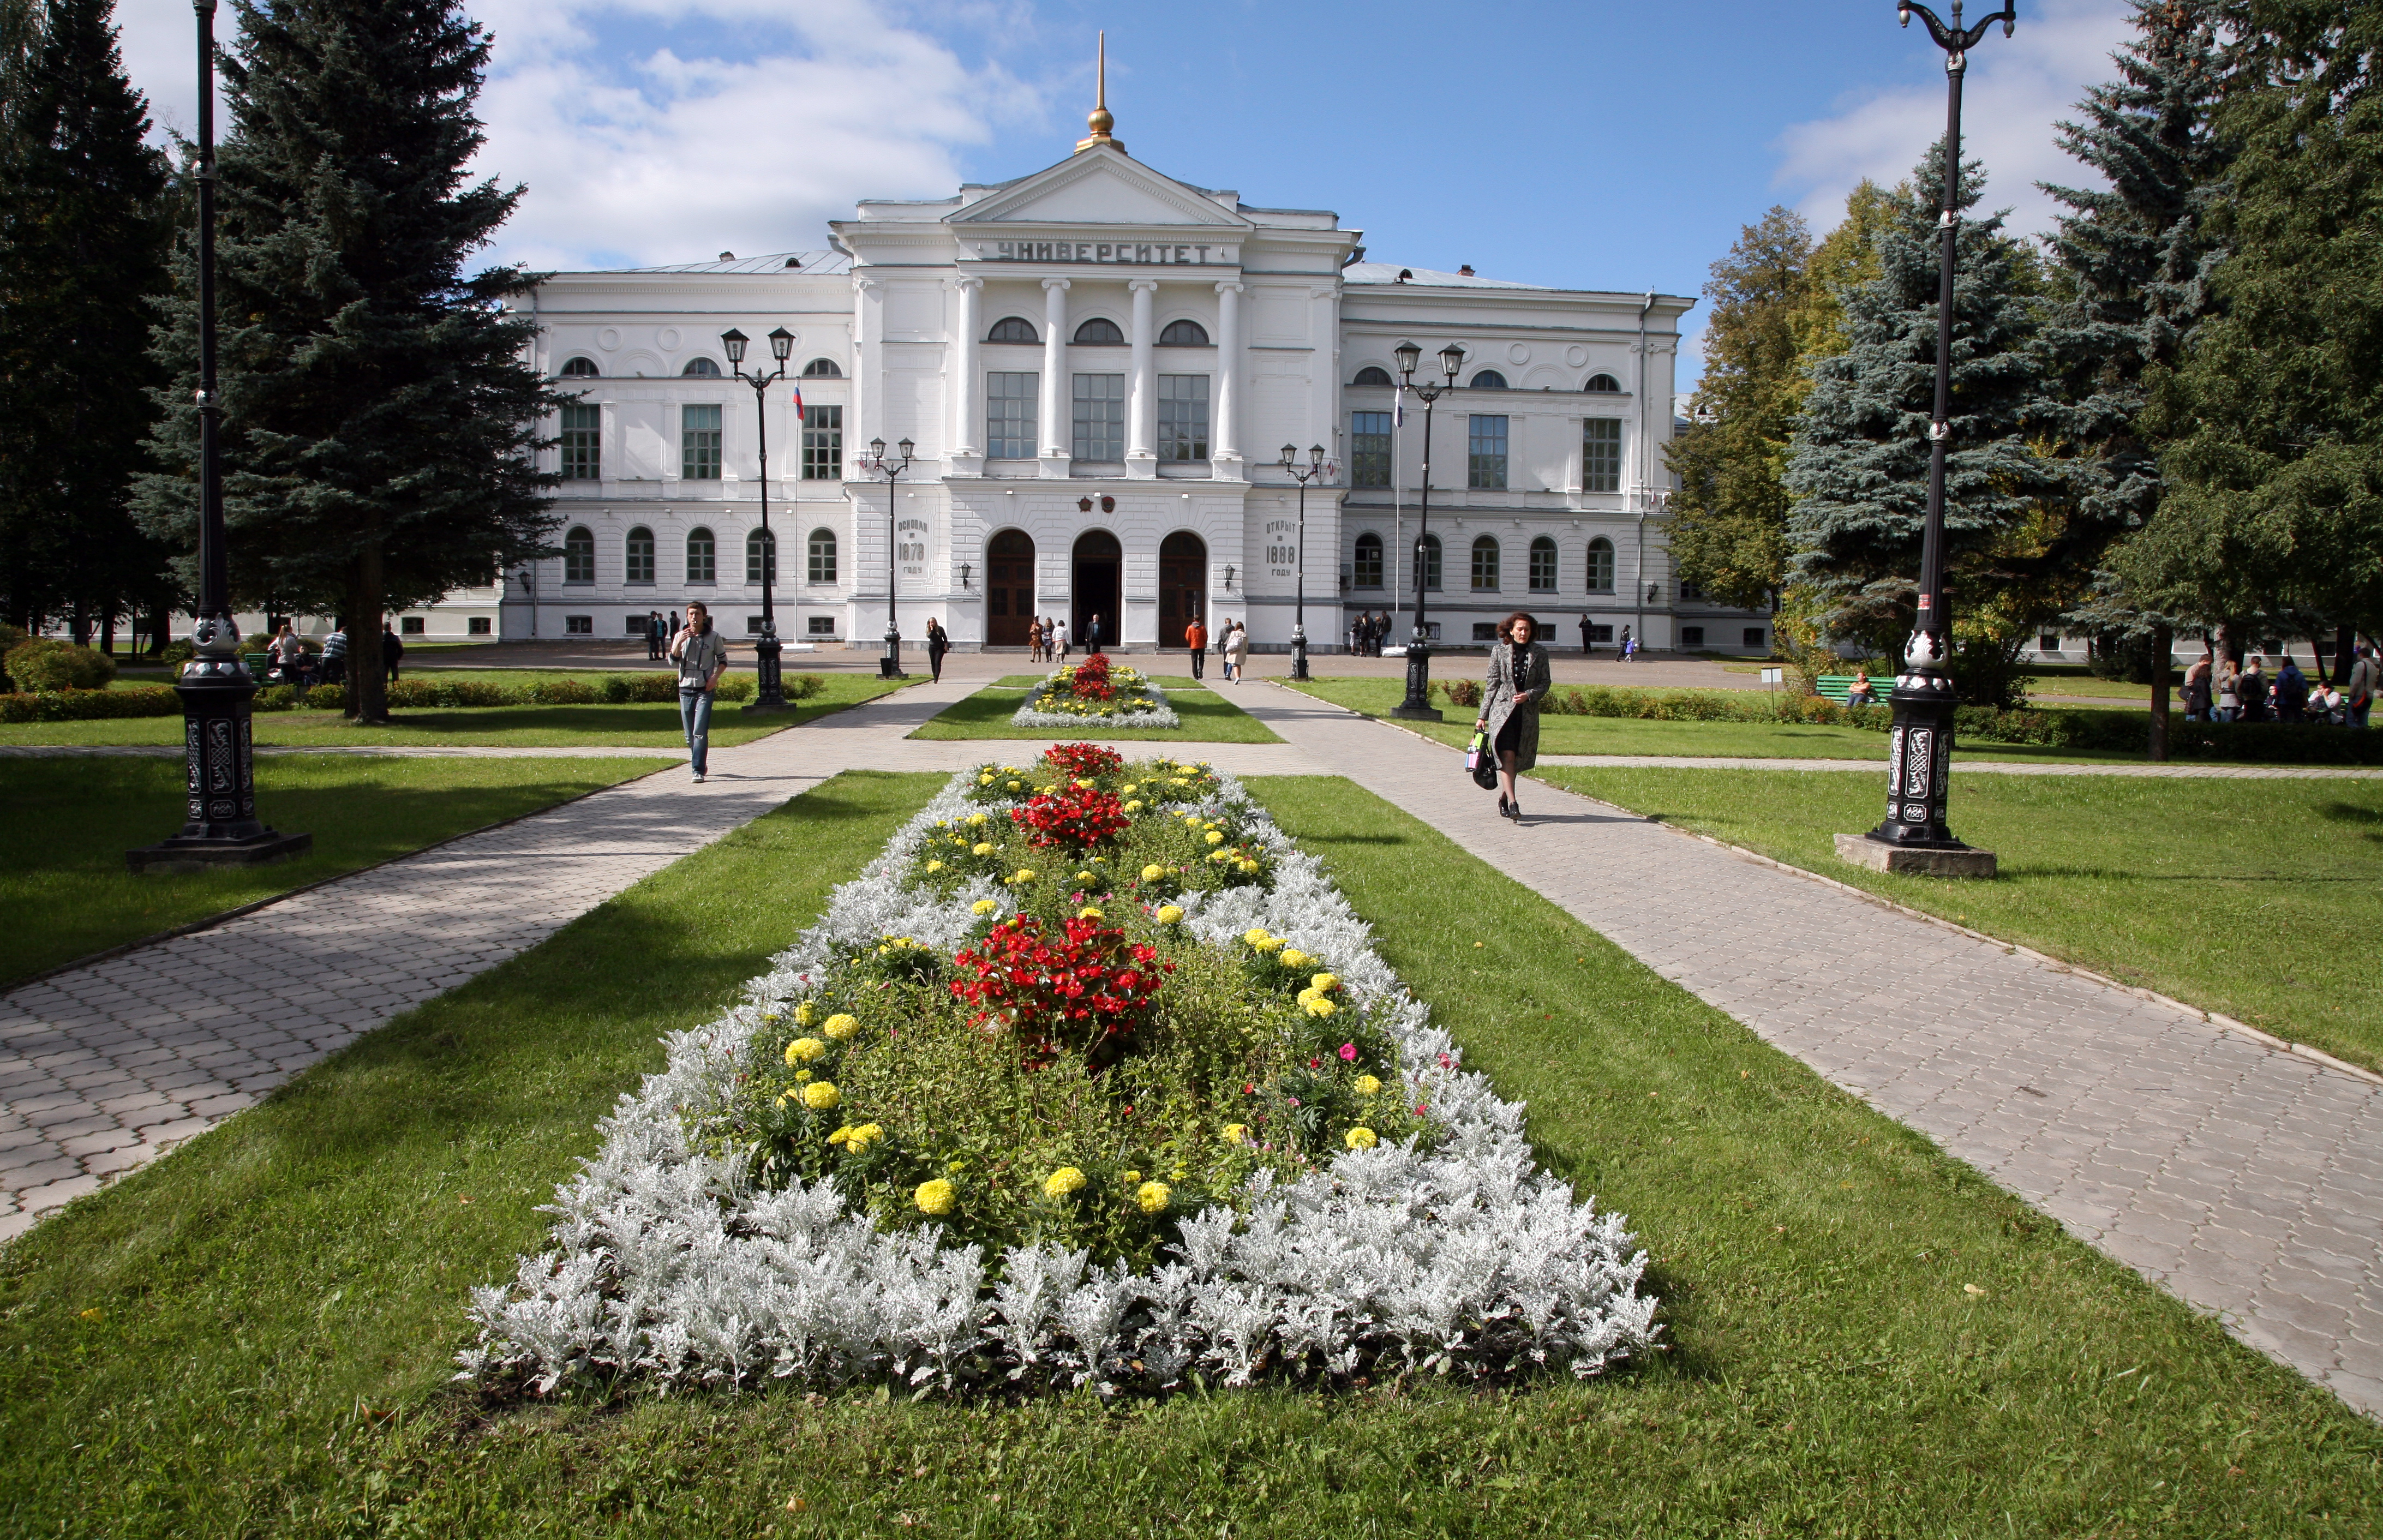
1476 612 1553 822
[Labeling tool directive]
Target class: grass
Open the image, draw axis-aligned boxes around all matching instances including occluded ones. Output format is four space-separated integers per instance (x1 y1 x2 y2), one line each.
0 673 913 747
908 676 1283 743
1536 765 2383 1077
0 754 662 988
2 772 2376 1535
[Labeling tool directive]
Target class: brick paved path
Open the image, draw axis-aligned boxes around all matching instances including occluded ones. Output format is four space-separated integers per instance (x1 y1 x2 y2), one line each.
1236 685 2383 1419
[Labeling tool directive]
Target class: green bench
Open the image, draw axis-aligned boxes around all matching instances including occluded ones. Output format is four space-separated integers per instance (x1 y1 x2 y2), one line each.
242 652 272 675
1815 674 1885 706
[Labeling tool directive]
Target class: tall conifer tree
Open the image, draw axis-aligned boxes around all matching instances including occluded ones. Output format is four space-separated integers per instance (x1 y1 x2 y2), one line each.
0 0 171 637
1782 144 2059 701
134 0 559 721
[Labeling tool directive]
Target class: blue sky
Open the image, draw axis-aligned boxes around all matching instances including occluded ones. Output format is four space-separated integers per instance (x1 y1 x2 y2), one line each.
121 0 2139 379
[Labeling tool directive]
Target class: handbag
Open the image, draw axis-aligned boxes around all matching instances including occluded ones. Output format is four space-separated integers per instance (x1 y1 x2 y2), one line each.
1466 730 1500 790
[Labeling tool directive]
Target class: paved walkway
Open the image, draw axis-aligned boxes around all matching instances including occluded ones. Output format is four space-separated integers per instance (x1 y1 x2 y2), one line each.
1532 752 2383 778
1232 684 2383 1419
5 677 2377 1423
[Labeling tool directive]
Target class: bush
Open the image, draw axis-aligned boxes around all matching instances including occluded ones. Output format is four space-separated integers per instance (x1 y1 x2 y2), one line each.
792 673 824 700
714 676 755 702
0 685 180 723
307 684 346 713
527 678 597 704
1434 678 1482 708
254 684 298 711
158 639 196 667
4 638 118 692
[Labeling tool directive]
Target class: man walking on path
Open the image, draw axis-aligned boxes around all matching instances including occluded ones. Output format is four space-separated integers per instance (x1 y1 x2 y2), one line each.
1185 615 1207 680
669 601 730 783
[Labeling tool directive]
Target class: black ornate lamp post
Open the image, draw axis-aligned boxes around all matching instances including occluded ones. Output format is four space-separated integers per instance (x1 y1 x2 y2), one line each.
1848 0 2013 877
722 324 795 712
1390 339 1464 721
860 435 913 679
1278 441 1325 681
129 0 310 874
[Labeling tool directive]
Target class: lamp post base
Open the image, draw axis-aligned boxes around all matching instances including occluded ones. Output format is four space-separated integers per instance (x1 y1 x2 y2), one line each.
746 630 793 712
1290 627 1310 682
1390 637 1441 720
1834 831 1997 879
879 629 908 680
128 829 313 875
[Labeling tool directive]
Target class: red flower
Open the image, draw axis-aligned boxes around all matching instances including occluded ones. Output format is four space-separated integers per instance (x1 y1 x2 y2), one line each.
1010 783 1130 850
1042 742 1123 778
950 913 1173 1069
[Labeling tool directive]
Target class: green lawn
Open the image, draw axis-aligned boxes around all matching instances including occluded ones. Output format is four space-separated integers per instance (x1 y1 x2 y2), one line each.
1538 765 2383 1076
2 771 2375 1536
909 676 1283 742
0 674 912 747
0 755 662 988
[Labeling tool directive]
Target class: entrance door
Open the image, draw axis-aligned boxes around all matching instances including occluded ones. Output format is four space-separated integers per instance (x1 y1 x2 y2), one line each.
1158 531 1207 650
1071 529 1121 654
985 529 1035 647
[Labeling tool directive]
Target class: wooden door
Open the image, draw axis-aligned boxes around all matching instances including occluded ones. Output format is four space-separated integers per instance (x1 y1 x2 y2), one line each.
985 529 1035 647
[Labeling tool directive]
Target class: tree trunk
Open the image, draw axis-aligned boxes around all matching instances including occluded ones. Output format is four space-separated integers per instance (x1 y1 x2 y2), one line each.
347 540 388 723
2334 624 2357 686
2148 622 2171 762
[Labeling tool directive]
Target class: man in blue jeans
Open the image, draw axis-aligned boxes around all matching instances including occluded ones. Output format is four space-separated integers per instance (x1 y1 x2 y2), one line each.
669 601 731 782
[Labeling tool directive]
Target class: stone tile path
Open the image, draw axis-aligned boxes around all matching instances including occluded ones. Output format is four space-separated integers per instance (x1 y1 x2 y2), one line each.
1232 684 2383 1419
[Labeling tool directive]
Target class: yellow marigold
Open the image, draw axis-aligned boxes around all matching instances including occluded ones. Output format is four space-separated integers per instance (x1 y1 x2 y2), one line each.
1075 870 1094 883
1155 904 1184 925
925 859 944 874
914 1179 956 1216
794 1002 818 1028
1141 864 1165 882
1303 996 1338 1018
1205 830 1225 845
823 1015 860 1044
1355 1074 1383 1096
1345 1126 1379 1150
1007 779 1022 790
978 773 993 784
1122 1169 1142 1184
1280 949 1313 971
1238 859 1259 874
968 812 989 826
1008 868 1036 884
1135 1181 1171 1214
826 1124 854 1145
846 1122 883 1152
1310 973 1339 993
972 842 996 856
1123 800 1143 813
794 1069 813 1082
785 1036 827 1065
1223 1122 1249 1143
803 1081 840 1110
1078 906 1104 919
1043 1166 1087 1199
1243 928 1271 947
1120 782 1138 794
972 898 998 916
1254 934 1285 954
1074 778 1094 789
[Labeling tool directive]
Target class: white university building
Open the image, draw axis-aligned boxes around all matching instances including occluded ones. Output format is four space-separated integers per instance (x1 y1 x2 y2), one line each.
416 99 1770 657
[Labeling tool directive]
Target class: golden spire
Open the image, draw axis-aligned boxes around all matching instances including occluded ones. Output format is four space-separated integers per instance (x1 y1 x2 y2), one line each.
1076 32 1123 153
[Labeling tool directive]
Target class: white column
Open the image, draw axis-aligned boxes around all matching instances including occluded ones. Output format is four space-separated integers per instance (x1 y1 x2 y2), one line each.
854 277 882 474
1126 278 1158 478
1213 280 1243 476
1039 278 1070 478
952 277 983 464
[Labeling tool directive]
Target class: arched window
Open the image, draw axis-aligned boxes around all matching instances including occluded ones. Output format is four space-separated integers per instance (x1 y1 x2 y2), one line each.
1418 532 1442 592
1585 537 1616 594
1471 535 1501 591
985 316 1038 344
685 526 716 585
681 356 721 377
563 526 595 585
559 356 599 378
1073 316 1125 345
1585 373 1622 393
746 527 777 586
1158 319 1209 346
625 525 655 585
806 528 837 585
1469 370 1508 390
1354 531 1384 589
1351 365 1394 387
801 357 843 377
1529 536 1558 592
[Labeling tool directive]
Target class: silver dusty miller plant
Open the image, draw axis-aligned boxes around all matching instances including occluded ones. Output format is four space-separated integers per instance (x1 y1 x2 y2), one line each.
460 766 1657 1397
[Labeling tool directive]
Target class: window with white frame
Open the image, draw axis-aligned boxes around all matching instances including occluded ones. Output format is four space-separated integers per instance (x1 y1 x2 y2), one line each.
746 527 776 585
625 525 655 585
1584 418 1622 493
807 528 837 585
1418 532 1442 591
1073 374 1124 462
1350 411 1391 489
682 404 721 480
563 526 595 584
560 402 600 481
1585 537 1615 593
986 372 1037 459
1157 375 1208 461
685 527 716 584
1471 535 1500 591
1468 415 1508 490
1529 536 1558 592
801 404 841 480
1353 531 1384 589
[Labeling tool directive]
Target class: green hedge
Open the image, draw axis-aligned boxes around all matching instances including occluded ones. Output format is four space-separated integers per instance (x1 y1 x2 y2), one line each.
0 672 806 723
0 685 181 722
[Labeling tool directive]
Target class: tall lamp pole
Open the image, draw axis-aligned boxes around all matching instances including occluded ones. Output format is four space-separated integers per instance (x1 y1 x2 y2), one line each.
1278 442 1326 681
722 325 795 712
1853 0 2013 874
1390 340 1464 721
129 0 310 873
861 435 913 679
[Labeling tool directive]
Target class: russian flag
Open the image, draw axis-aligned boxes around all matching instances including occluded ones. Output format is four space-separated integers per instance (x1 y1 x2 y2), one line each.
791 383 805 421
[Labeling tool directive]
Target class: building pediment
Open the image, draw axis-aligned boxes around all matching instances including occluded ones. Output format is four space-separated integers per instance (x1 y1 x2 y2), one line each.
950 147 1249 230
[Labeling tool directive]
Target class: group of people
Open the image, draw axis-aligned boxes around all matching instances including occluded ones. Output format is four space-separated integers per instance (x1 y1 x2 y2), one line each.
1347 612 1399 656
261 621 403 692
1024 616 1078 663
1179 617 1249 682
640 610 683 662
2182 646 2377 727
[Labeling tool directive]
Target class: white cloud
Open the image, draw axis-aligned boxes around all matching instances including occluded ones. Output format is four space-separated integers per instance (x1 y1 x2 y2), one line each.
118 0 1041 270
1773 0 2138 239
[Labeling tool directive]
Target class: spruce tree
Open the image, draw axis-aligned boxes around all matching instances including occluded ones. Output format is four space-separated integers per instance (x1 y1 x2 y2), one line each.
134 0 559 721
1782 143 2061 701
1664 207 1812 614
2117 0 2383 653
0 0 171 638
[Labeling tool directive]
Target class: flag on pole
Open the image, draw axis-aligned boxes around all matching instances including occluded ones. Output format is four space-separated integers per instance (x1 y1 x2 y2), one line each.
791 383 805 420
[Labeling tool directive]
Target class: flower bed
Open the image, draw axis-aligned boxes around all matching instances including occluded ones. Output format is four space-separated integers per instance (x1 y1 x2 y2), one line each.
1010 653 1179 731
462 745 1655 1397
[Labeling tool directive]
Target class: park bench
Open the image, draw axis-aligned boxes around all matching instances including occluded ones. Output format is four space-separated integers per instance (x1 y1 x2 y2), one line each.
1815 674 1885 706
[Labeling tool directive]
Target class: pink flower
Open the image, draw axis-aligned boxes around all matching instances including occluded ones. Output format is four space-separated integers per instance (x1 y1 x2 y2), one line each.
1338 1043 1358 1062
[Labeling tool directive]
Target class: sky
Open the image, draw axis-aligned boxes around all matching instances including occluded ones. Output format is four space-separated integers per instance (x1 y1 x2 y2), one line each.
117 0 2141 382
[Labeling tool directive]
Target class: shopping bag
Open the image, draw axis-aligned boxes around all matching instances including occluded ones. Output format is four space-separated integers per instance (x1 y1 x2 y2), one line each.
1466 731 1500 789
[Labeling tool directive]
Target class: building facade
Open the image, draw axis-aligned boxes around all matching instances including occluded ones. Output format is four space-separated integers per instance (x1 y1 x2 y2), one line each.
459 109 1766 655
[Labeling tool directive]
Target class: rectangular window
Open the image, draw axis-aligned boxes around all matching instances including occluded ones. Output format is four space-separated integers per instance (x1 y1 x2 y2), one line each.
807 615 837 636
626 615 650 637
1471 623 1498 642
565 614 592 635
1353 537 1383 589
986 373 1037 459
801 404 842 480
1744 627 1766 649
560 402 601 481
2038 633 2064 652
1157 375 1209 461
1072 373 1125 462
468 616 492 635
1583 418 1621 493
1350 411 1391 489
682 404 722 480
1468 415 1508 490
400 616 425 635
1680 626 1705 647
686 530 716 584
746 615 769 635
1529 541 1558 592
1589 623 1613 644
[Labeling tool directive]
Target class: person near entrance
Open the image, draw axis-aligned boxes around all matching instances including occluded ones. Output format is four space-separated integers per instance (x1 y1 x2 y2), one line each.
1027 615 1044 663
1579 613 1593 656
1475 612 1552 824
1185 615 1207 680
1223 619 1247 683
670 601 730 783
925 618 950 682
1084 613 1103 655
1053 619 1070 661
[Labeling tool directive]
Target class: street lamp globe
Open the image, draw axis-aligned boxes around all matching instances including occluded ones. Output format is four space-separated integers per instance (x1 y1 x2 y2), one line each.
870 436 887 461
1393 339 1422 377
1438 342 1466 381
720 327 749 364
897 436 915 462
1279 442 1297 466
767 325 794 362
1308 444 1325 471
